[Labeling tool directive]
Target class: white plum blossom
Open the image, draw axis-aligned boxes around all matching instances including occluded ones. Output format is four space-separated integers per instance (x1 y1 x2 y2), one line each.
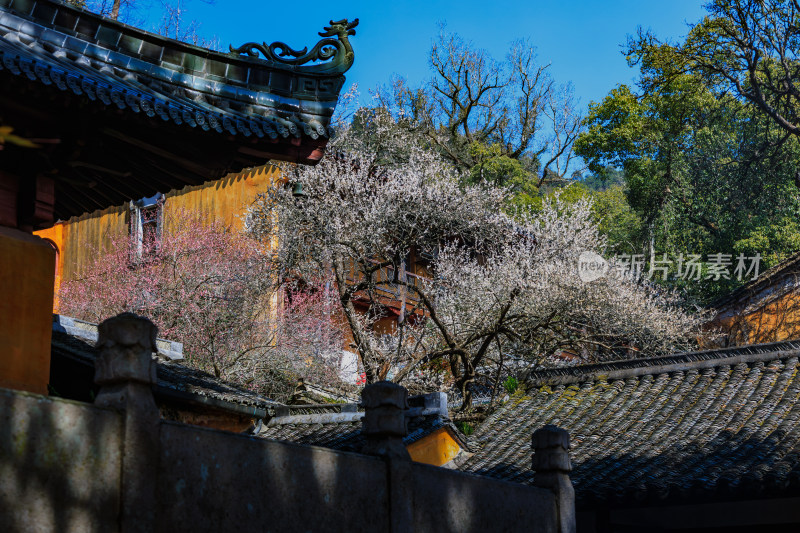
247 118 706 409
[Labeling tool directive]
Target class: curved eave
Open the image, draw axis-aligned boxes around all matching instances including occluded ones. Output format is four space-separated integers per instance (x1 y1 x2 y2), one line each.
0 0 349 142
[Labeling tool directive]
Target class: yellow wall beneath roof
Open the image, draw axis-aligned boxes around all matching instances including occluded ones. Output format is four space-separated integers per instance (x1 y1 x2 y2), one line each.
407 427 463 467
35 204 127 300
706 291 800 347
162 165 279 231
33 222 63 312
34 165 282 311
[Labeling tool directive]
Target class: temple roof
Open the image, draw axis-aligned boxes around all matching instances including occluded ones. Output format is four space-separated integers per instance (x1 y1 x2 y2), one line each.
712 251 800 313
256 392 470 454
0 0 356 221
0 0 354 140
460 340 800 506
50 320 281 419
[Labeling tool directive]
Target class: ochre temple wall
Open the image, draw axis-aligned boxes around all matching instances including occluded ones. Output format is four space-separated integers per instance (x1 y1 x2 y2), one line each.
406 427 463 467
708 291 800 346
34 165 281 303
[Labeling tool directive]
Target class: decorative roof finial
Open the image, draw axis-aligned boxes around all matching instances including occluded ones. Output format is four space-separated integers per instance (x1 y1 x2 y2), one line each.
229 18 359 75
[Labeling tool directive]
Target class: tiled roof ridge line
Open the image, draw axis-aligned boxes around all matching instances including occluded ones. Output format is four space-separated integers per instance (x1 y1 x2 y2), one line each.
7 0 350 77
266 411 364 426
53 313 183 360
524 343 800 388
268 392 451 425
51 327 280 413
0 16 311 139
295 379 359 403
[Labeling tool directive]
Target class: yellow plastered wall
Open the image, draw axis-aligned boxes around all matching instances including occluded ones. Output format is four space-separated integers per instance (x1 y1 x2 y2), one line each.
163 165 280 231
34 204 128 296
33 222 63 312
708 291 800 346
34 165 282 311
406 427 463 467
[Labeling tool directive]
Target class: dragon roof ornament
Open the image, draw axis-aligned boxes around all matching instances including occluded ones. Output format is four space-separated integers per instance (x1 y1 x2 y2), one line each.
229 19 358 75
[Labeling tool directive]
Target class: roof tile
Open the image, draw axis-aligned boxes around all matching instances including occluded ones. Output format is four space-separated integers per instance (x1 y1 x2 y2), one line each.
461 342 800 504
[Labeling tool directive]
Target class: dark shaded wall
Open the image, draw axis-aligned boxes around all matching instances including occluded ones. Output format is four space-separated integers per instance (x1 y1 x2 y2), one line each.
0 386 560 533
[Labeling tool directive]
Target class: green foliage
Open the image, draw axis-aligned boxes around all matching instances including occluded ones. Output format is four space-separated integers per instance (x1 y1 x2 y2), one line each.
574 85 646 175
468 142 530 188
522 182 587 213
591 185 645 255
580 167 625 191
458 421 474 436
734 218 800 271
574 31 800 303
678 1 800 140
502 376 519 394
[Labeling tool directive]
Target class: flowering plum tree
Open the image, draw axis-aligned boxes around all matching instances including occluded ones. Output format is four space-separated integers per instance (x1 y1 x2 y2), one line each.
59 210 342 401
248 120 707 409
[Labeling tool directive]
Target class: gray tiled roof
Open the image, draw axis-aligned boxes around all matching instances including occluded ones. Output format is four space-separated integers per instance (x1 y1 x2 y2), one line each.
51 327 280 416
155 358 281 413
0 0 357 220
258 409 458 452
0 0 352 141
257 393 468 453
461 341 800 505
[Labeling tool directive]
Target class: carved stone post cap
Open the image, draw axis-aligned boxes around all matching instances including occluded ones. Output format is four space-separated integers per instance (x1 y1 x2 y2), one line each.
532 424 570 450
361 382 409 450
532 425 572 473
362 406 408 437
95 313 158 386
97 312 158 352
361 381 409 410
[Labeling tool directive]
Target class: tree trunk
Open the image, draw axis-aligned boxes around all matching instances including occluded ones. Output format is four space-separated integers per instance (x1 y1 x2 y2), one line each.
455 371 474 411
110 0 122 20
333 257 382 384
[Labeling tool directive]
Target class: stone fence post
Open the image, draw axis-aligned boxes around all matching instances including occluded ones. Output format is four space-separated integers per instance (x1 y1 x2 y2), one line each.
361 381 413 533
532 425 576 533
94 313 160 533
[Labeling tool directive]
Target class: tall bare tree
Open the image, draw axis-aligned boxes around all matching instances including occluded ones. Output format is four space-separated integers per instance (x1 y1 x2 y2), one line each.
375 28 583 188
679 0 800 141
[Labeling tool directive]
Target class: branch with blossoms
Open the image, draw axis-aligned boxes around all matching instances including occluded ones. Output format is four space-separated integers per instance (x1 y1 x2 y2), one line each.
247 116 709 410
59 209 344 402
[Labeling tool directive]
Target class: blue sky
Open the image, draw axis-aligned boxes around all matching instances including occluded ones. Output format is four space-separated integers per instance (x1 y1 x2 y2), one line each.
157 0 708 111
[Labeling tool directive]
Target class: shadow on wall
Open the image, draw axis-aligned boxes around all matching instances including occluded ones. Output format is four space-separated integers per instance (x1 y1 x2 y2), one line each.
0 388 122 533
709 275 800 347
1 312 568 533
157 424 392 532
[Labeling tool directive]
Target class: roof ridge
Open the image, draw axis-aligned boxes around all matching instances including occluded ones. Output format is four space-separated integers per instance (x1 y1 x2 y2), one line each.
51 328 280 411
265 411 364 427
9 0 356 77
523 340 800 387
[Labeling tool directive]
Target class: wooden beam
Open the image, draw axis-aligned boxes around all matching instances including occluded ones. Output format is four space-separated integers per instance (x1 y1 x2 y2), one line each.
102 128 218 177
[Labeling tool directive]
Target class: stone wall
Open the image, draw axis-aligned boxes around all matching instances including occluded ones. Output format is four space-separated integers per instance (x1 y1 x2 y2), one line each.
0 388 121 532
0 313 574 533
